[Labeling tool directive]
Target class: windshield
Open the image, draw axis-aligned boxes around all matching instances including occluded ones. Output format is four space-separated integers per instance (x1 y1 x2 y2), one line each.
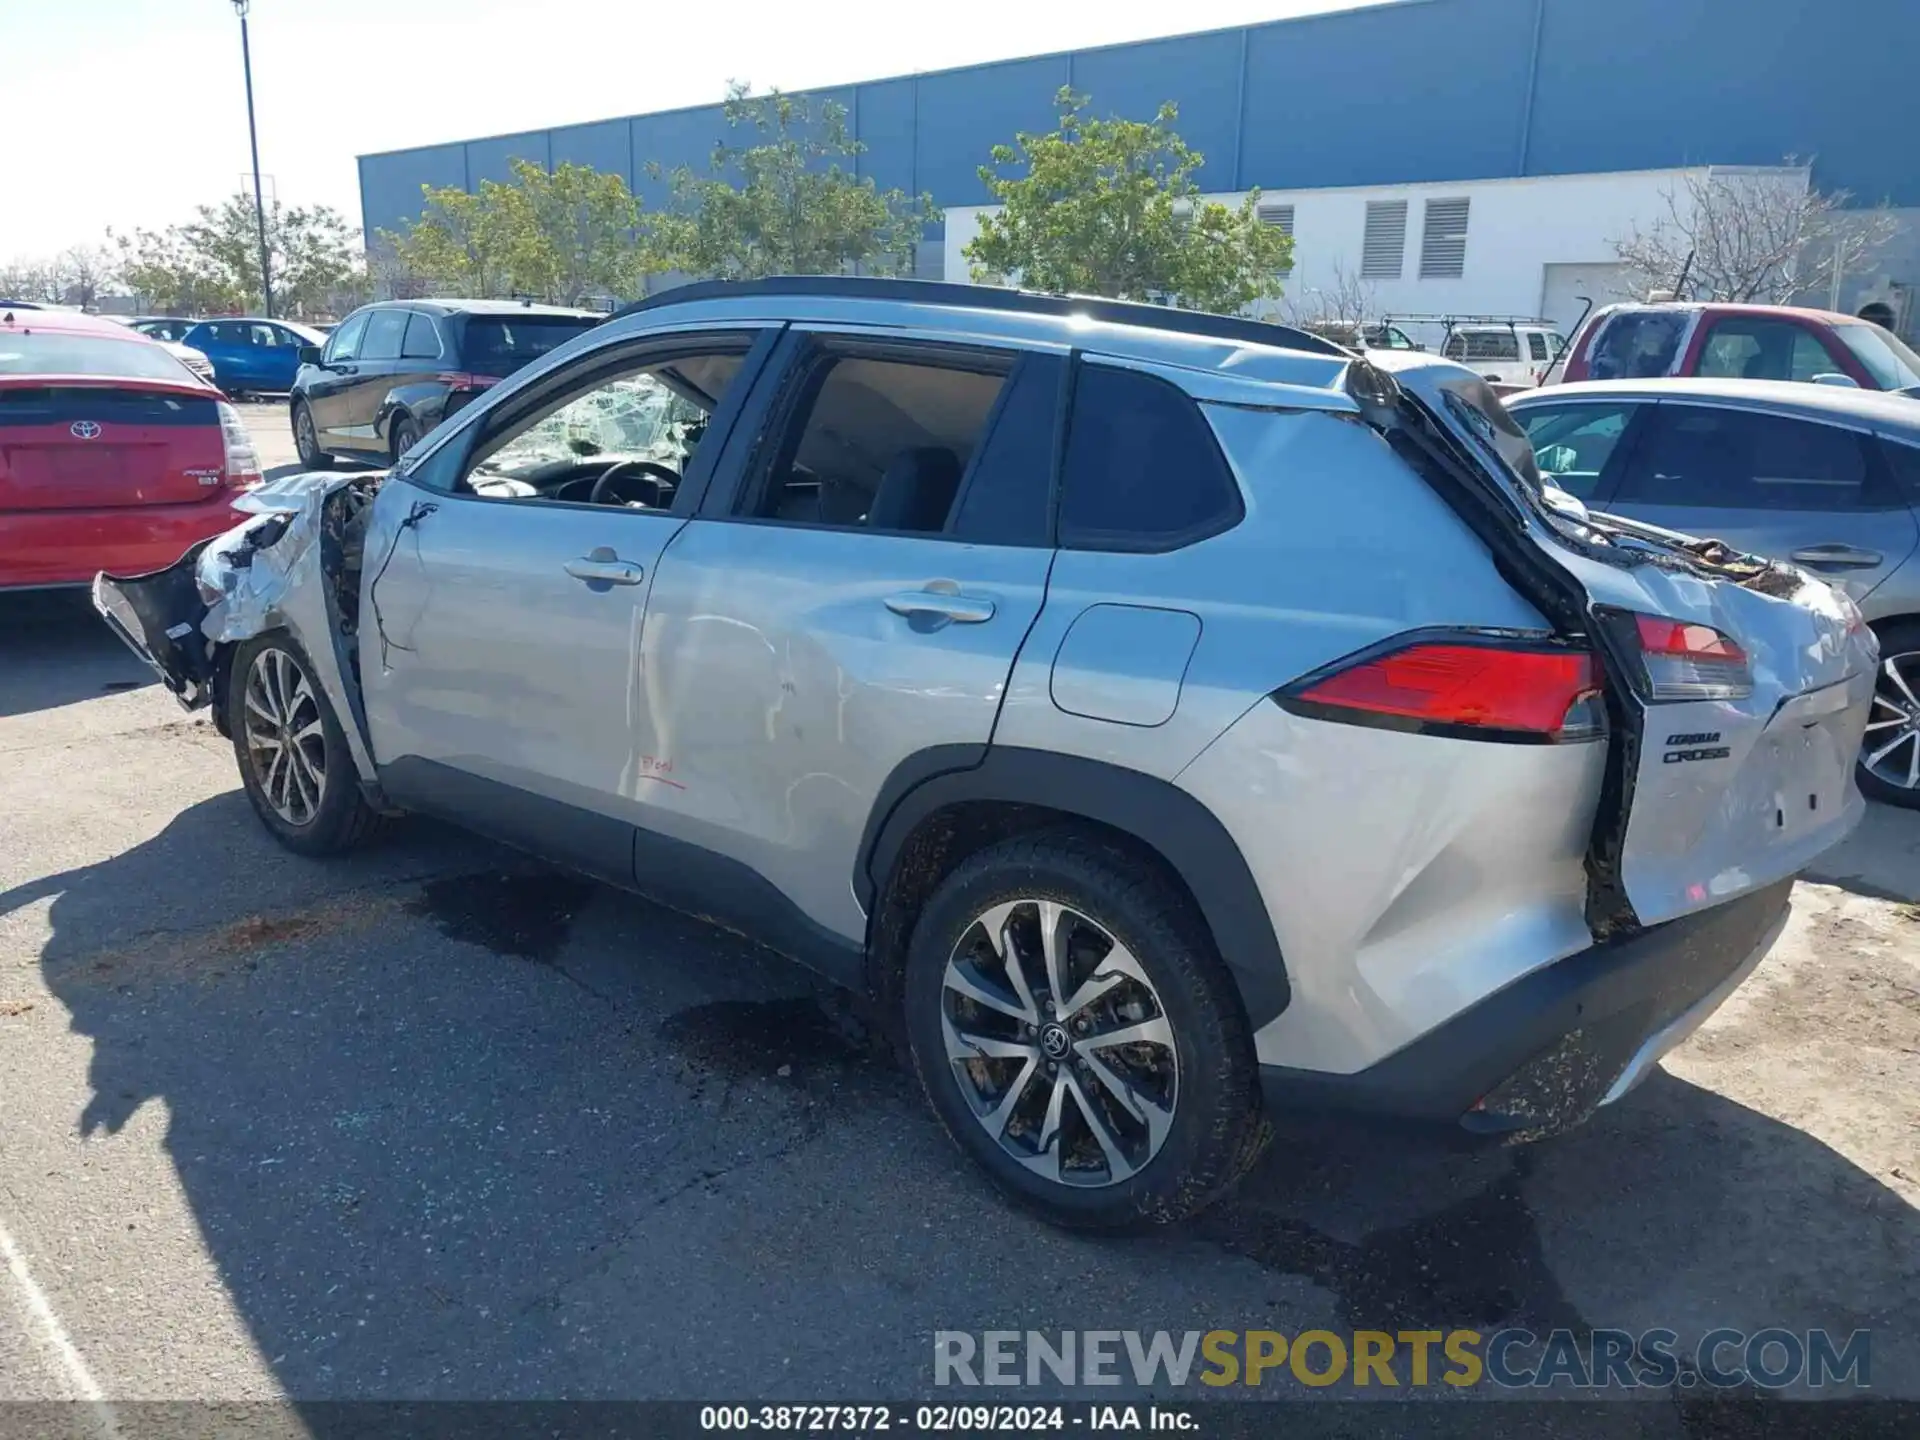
1834 323 1920 391
0 330 199 383
458 316 596 375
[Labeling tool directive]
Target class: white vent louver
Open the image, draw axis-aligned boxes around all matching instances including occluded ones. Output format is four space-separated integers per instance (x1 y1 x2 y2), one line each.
1420 197 1470 279
1361 200 1408 279
1257 202 1295 276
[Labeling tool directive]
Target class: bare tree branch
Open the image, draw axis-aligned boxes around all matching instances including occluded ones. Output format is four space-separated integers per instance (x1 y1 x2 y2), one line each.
1613 160 1902 306
1280 258 1378 327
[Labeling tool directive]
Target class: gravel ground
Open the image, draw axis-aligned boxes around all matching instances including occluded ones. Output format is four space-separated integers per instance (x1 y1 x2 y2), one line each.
0 411 1913 1426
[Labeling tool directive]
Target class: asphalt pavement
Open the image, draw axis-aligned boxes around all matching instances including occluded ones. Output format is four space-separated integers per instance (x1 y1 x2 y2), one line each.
0 409 1914 1426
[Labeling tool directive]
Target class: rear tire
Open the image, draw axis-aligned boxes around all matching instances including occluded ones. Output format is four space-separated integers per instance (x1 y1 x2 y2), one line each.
1858 619 1920 809
292 399 333 470
903 830 1268 1231
389 415 420 465
230 633 385 855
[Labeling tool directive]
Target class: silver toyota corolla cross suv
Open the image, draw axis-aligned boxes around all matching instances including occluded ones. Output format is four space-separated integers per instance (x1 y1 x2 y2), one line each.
96 279 1875 1229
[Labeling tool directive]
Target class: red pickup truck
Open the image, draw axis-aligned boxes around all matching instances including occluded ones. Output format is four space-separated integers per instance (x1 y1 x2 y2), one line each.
1546 301 1920 396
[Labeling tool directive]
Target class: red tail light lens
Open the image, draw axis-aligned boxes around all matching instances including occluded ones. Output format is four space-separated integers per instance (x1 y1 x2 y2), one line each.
1283 638 1606 743
1626 613 1753 702
432 372 499 391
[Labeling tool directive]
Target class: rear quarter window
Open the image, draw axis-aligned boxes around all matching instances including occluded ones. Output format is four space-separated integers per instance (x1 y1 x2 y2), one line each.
1058 364 1242 551
457 316 597 375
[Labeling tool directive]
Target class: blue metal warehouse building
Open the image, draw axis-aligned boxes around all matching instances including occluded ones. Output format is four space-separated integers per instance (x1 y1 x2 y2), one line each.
358 0 1918 316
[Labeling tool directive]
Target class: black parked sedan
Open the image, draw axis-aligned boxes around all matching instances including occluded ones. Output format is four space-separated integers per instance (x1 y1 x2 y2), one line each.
288 299 599 468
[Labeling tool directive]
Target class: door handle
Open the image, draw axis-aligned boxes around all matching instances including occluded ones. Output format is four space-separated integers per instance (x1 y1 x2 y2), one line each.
1790 544 1883 571
884 589 995 624
564 552 645 586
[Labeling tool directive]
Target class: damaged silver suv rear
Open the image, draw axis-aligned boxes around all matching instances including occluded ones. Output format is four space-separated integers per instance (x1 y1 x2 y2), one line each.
92 278 1874 1230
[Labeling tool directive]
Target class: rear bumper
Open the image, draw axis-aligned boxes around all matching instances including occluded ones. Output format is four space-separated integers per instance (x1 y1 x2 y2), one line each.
1258 878 1793 1141
0 495 242 590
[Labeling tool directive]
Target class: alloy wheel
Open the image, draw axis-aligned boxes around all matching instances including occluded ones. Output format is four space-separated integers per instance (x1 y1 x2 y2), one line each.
295 406 318 462
243 647 328 826
940 899 1178 1187
1863 653 1920 790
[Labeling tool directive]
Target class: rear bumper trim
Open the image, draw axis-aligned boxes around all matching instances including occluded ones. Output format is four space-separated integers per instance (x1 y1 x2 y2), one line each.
1258 877 1794 1141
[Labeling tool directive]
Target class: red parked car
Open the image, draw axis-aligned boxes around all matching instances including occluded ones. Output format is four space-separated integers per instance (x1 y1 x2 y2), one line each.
1549 301 1920 395
0 306 262 590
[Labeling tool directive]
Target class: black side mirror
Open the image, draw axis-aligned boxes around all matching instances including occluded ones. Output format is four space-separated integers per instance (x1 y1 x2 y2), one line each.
297 345 324 366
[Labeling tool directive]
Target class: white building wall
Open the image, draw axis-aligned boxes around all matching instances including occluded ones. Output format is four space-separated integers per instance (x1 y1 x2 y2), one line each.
943 166 1810 341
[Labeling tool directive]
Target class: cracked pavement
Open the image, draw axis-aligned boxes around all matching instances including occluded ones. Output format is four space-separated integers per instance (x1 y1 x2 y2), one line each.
0 410 1915 1423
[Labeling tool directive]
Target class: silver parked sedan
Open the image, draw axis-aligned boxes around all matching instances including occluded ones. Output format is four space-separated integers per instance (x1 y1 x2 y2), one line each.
1509 377 1920 807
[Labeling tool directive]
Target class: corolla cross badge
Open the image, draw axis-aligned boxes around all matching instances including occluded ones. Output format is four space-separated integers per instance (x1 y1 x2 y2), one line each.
70 420 101 439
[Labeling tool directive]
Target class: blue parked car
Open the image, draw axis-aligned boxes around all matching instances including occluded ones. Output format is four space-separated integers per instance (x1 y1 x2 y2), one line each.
179 317 327 398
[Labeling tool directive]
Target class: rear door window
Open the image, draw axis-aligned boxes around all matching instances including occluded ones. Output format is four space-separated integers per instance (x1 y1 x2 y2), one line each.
360 310 407 362
1527 332 1551 362
740 346 1011 535
948 354 1062 547
401 313 442 360
1058 363 1242 551
1613 404 1884 511
1696 318 1840 382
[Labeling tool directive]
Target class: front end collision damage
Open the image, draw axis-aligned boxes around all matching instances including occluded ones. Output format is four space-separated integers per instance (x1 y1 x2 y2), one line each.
93 471 388 798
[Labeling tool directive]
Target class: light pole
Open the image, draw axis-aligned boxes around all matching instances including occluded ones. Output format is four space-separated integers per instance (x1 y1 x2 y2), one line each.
232 0 274 318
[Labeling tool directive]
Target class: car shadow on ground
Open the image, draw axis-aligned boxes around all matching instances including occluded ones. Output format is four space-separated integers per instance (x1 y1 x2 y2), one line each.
11 793 1916 1410
0 590 156 719
1806 799 1920 904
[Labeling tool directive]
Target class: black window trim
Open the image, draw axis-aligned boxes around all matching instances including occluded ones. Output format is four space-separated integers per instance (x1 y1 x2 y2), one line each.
400 326 778 522
1056 354 1248 555
706 330 1041 544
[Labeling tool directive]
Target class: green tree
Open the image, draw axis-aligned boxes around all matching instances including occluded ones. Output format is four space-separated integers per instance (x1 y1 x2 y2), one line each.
110 224 245 315
381 159 651 304
111 194 368 317
652 84 937 280
966 89 1293 315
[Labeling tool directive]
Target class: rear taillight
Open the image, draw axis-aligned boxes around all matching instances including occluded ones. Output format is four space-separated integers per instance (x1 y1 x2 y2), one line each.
1279 634 1606 744
432 372 499 391
216 401 262 489
1619 612 1754 703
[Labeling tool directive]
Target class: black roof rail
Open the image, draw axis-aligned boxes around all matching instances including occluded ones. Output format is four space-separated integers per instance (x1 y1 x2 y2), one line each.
609 276 1347 358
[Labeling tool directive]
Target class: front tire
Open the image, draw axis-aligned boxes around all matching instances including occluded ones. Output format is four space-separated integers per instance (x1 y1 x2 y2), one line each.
1858 619 1920 809
230 633 384 855
292 399 333 470
904 831 1268 1230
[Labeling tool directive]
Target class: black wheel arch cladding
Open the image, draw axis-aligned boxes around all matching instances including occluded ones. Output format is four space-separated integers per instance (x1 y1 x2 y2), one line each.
859 745 1291 1030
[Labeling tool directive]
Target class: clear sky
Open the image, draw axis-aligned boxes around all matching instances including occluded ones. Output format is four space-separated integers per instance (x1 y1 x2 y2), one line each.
0 0 1387 260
